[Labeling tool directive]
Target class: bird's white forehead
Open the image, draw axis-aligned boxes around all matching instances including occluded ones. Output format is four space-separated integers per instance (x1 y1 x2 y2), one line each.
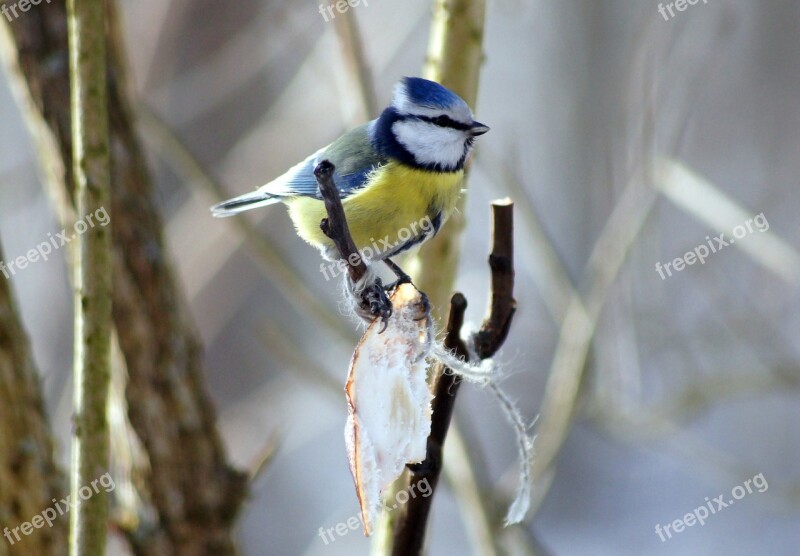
392 82 473 124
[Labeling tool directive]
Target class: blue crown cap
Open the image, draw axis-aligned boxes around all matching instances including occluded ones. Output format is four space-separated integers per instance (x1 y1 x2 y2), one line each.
401 77 462 109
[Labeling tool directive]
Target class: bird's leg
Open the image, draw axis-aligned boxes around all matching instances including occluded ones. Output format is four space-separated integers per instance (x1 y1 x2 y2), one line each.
383 258 429 321
383 258 412 290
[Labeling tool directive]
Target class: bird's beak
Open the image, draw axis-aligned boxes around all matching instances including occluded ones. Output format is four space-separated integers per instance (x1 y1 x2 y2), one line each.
469 121 490 136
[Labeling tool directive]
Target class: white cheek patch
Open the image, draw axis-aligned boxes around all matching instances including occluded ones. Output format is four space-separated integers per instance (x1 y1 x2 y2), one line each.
392 120 466 169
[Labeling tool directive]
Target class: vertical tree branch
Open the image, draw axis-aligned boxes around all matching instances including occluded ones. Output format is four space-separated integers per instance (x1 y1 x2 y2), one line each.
375 6 488 546
66 0 112 553
0 242 67 555
472 199 516 359
389 200 516 555
410 0 487 320
390 293 468 555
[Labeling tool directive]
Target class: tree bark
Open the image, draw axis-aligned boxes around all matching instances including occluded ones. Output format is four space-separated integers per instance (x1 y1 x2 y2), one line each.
0 242 67 556
0 3 247 554
66 0 113 552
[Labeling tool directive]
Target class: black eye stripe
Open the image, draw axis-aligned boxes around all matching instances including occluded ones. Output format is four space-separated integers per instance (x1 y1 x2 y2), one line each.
417 115 471 131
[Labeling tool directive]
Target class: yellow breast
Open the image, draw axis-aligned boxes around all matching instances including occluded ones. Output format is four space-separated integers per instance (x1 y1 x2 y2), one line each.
287 162 463 256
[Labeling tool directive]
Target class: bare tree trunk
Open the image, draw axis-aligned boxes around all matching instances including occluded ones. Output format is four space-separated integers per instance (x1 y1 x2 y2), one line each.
0 2 247 554
0 242 67 556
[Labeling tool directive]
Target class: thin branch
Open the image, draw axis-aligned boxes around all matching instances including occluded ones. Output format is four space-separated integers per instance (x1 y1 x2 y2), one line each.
530 178 657 515
66 0 113 552
332 7 378 123
390 200 516 556
473 199 517 359
314 160 367 283
441 424 500 556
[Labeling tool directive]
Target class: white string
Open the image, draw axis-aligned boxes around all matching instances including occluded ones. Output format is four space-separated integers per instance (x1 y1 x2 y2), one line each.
431 337 536 526
488 382 536 525
429 342 495 385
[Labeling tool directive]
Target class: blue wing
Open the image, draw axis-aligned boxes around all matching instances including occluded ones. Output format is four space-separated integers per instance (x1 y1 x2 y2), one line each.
258 121 387 200
211 122 386 217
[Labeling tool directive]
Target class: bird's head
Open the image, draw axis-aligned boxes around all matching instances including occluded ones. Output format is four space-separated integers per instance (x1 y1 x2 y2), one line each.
373 77 489 172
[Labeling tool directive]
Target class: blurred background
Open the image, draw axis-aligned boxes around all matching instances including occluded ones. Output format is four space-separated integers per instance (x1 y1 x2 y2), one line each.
1 0 799 554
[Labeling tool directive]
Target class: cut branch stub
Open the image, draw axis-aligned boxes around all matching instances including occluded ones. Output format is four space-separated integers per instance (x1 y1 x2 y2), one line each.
473 199 516 359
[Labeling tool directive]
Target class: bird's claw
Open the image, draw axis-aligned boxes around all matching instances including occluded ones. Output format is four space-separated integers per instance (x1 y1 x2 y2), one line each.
360 279 393 332
413 291 430 321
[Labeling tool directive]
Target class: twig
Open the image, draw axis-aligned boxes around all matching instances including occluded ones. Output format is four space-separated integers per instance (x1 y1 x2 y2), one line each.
332 7 378 123
314 160 367 283
530 178 657 514
473 199 516 359
67 0 113 552
441 424 500 556
390 200 516 556
478 150 576 324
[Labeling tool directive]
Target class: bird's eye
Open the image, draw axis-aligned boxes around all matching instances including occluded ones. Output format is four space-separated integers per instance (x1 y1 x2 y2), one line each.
433 115 450 127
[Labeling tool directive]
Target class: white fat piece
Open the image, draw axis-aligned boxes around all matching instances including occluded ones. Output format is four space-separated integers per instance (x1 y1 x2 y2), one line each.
392 119 469 169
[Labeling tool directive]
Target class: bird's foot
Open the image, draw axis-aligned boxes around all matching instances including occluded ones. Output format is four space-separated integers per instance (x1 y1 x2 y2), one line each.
360 278 393 332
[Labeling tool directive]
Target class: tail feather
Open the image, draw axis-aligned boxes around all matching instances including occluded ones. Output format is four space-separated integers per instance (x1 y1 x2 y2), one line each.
211 190 281 217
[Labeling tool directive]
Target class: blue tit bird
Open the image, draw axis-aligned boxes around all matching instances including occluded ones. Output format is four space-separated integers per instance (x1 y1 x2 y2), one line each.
211 76 489 283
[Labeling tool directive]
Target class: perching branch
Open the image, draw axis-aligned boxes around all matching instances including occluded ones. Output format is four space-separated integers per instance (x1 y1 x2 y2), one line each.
66 0 113 553
390 200 517 556
315 160 368 284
